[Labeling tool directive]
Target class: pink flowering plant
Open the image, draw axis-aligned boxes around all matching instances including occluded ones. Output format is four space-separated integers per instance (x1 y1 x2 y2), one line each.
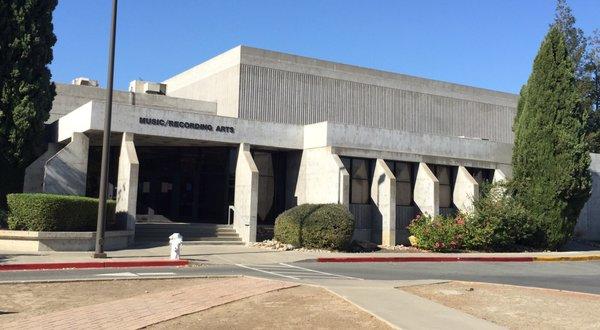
407 213 468 252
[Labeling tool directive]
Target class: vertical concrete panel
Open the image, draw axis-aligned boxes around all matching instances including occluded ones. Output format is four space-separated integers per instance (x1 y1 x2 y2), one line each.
116 132 139 237
43 132 89 196
413 163 439 216
371 159 396 246
295 147 349 207
23 143 61 193
453 166 479 214
234 143 259 243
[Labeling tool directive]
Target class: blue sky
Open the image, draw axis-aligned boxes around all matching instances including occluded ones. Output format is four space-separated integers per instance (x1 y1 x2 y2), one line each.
50 0 600 94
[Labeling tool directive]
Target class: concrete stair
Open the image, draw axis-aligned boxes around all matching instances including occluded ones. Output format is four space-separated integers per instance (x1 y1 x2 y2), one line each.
134 223 243 245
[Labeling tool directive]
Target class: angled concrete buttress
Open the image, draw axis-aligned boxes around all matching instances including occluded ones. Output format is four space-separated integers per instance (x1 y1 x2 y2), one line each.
43 132 89 196
453 166 479 214
295 147 350 207
413 162 439 216
234 143 259 243
116 132 139 241
371 159 396 246
23 143 61 193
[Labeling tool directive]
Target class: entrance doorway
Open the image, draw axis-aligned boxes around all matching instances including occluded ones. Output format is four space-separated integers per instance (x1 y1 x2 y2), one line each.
136 146 235 224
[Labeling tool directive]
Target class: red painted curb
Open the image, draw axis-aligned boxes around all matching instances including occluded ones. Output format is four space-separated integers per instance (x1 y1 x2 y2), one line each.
0 259 189 271
317 256 535 263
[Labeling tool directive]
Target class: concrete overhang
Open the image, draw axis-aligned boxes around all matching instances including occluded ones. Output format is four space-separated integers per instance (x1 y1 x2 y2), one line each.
303 122 512 168
57 100 305 150
57 100 512 167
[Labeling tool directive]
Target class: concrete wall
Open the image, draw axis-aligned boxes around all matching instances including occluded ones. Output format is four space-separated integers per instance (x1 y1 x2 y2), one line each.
23 143 61 193
50 83 217 123
234 143 259 243
163 47 241 118
43 132 89 196
238 46 517 143
414 163 439 216
295 147 349 206
371 159 396 246
453 166 479 213
575 153 600 241
116 132 139 236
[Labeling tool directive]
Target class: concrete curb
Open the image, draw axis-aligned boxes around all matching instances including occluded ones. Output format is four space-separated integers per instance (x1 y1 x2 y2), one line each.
0 259 189 271
317 255 600 263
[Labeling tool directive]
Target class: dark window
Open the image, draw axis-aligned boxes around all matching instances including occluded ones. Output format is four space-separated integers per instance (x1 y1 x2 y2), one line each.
433 165 454 208
385 161 416 206
467 167 494 185
341 157 372 204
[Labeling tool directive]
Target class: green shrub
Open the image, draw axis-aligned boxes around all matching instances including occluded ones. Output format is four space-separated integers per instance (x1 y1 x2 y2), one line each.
274 204 355 250
301 204 355 250
274 204 320 246
6 193 116 231
408 213 467 251
465 183 534 251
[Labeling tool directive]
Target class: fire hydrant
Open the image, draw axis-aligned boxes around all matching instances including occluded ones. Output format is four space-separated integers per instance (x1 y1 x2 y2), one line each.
169 233 183 260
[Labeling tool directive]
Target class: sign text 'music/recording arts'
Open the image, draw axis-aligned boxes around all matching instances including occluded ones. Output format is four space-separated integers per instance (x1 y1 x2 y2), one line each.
139 117 235 134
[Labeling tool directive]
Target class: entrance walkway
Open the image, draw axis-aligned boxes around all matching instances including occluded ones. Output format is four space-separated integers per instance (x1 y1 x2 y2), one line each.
2 277 296 329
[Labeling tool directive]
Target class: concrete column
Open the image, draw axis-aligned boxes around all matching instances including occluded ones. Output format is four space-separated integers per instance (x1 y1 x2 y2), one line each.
371 159 396 246
295 147 349 207
234 143 259 243
43 132 89 196
116 132 139 237
413 162 439 216
23 143 61 193
453 166 479 214
493 169 508 183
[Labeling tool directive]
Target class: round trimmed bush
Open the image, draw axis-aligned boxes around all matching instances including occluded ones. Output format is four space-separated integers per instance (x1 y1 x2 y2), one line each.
274 203 355 250
274 204 319 247
301 204 355 250
6 193 116 231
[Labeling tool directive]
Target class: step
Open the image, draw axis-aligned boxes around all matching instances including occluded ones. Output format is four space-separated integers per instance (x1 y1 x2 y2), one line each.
136 236 242 242
133 240 245 246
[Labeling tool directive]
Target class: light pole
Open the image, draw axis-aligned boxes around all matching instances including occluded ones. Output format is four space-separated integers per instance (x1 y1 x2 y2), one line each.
94 0 118 258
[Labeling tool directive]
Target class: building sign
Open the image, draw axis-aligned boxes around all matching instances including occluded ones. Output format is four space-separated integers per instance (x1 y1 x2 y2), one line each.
139 117 235 133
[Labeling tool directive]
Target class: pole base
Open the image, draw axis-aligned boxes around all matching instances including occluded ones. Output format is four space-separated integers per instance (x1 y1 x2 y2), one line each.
92 252 107 259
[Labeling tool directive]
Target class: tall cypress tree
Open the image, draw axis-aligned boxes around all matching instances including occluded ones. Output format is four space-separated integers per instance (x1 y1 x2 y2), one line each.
0 0 57 205
512 26 591 249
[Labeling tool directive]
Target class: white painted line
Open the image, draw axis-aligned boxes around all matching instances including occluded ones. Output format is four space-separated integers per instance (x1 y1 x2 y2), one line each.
95 272 139 277
279 263 363 280
137 272 177 276
235 264 300 280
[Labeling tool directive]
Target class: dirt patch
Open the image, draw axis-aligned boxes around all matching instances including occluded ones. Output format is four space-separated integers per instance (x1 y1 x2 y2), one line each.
0 278 221 323
147 285 391 330
402 281 600 329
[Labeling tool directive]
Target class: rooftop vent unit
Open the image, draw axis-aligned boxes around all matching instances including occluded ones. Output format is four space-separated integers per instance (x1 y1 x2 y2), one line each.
129 80 166 95
71 77 99 87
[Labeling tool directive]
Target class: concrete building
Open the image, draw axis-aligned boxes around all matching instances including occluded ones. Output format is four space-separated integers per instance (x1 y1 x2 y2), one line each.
23 45 599 246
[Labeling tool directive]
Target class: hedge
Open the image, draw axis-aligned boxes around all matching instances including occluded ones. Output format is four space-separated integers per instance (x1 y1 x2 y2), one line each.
274 204 355 250
6 193 116 231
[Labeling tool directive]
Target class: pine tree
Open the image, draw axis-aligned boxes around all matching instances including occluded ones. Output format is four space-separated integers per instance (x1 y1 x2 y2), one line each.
0 0 57 205
512 26 591 249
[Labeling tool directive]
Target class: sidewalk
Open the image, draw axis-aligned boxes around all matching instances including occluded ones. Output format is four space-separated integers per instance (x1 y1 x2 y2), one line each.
2 277 296 329
2 244 600 267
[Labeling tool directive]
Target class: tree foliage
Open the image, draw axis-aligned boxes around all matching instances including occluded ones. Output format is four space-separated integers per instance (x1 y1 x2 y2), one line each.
512 26 591 249
0 0 57 205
